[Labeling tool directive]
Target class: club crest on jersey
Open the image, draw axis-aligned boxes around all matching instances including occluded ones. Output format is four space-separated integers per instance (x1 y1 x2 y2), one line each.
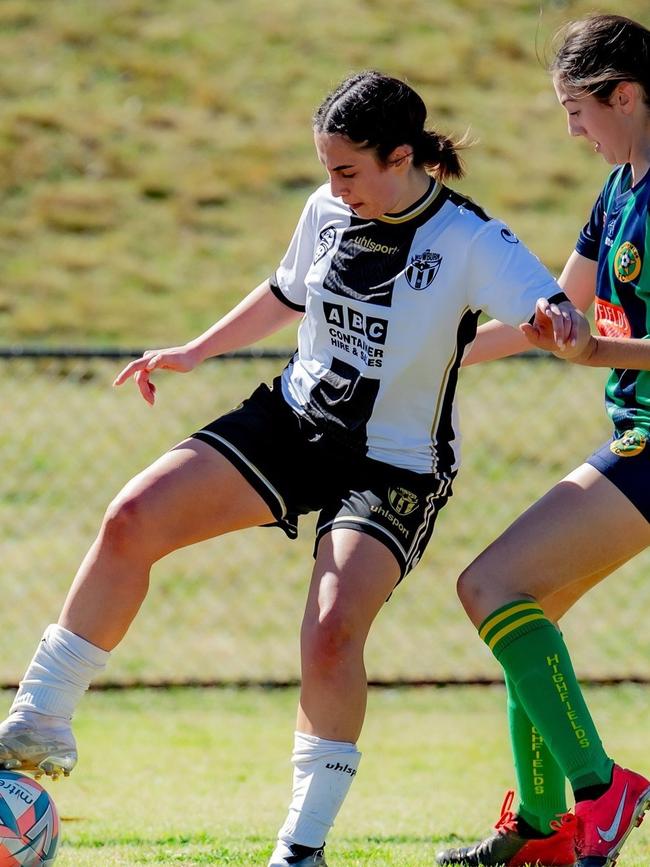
314 226 336 263
614 241 641 283
388 487 419 516
405 249 442 290
610 428 647 458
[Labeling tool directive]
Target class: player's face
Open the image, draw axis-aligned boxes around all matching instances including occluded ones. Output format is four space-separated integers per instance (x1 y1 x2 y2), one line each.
554 76 627 166
314 131 412 219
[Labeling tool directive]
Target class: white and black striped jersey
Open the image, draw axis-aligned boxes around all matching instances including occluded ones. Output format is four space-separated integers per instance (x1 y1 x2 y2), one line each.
270 180 558 476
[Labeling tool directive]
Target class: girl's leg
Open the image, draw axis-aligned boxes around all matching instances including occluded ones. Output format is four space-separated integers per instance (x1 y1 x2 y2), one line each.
458 463 650 623
438 477 640 867
457 463 649 791
437 557 631 867
270 529 400 864
505 668 567 832
506 557 630 834
298 528 400 741
59 438 275 649
1 439 275 776
457 464 650 864
540 556 628 622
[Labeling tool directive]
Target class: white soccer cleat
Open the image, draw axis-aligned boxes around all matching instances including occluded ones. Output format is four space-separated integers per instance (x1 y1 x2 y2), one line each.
0 714 77 779
268 842 328 866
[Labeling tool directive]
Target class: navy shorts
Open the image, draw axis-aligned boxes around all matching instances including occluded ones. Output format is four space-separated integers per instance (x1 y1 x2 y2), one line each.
191 379 454 580
586 429 650 521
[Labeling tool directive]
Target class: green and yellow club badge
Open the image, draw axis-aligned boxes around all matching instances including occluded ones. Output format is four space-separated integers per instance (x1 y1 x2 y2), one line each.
614 241 642 283
610 428 647 457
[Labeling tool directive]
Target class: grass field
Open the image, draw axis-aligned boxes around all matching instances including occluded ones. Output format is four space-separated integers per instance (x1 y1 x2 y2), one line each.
5 354 650 688
6 684 648 866
2 0 650 684
1 0 648 346
3 4 650 863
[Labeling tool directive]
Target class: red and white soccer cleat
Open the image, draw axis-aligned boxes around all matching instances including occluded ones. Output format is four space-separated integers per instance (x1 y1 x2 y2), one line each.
575 763 650 866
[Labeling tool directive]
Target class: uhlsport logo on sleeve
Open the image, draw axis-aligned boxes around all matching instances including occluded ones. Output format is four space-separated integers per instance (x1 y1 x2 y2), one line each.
314 226 337 263
405 249 442 289
500 227 519 244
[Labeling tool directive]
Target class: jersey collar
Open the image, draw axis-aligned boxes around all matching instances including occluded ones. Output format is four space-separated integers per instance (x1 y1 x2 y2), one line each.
615 163 650 205
376 179 443 224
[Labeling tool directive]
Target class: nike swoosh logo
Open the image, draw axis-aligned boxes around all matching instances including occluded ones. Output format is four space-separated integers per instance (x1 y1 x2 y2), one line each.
597 783 628 842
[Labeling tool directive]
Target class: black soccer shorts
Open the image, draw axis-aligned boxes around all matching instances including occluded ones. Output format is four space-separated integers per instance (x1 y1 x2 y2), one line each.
191 378 455 580
586 429 650 521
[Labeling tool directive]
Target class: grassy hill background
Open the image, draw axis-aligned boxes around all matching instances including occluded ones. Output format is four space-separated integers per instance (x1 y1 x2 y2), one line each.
0 0 648 346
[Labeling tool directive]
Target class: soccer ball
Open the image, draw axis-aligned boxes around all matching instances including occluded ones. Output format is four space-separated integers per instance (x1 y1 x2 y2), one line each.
0 771 59 865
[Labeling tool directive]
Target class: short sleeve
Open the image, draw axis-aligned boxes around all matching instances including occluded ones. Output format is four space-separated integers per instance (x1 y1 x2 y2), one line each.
269 192 320 312
465 221 560 327
576 167 629 262
575 191 604 262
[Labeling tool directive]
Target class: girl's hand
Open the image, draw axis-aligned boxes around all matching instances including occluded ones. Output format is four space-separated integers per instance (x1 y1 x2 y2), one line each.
520 297 593 360
112 345 201 405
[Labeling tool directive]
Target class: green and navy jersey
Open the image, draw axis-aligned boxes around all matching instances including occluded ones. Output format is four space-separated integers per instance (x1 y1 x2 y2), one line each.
576 164 650 437
270 180 558 476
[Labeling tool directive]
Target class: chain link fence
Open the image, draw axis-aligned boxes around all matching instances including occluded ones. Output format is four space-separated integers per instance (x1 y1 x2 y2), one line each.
1 350 648 686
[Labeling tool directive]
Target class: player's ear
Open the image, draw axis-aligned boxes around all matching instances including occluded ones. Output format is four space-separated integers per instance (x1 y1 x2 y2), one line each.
614 81 638 114
386 144 413 172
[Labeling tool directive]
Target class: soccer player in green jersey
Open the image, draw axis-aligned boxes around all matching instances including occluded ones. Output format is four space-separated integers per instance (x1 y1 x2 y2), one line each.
437 14 650 867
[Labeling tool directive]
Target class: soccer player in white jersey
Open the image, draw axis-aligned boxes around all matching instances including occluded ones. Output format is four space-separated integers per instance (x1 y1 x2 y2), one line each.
0 72 582 866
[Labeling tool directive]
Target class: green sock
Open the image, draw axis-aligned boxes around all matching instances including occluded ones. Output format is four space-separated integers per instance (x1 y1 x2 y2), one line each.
505 671 567 833
480 601 613 793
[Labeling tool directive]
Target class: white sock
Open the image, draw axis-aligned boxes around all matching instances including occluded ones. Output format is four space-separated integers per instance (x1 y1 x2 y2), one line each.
10 624 110 721
276 731 361 849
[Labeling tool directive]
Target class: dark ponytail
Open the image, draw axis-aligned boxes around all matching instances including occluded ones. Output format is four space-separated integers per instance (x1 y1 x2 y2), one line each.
314 71 467 181
416 129 465 182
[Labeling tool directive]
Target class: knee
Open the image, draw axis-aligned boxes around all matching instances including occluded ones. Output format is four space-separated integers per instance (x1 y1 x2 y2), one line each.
456 563 479 612
457 556 538 628
302 610 357 675
99 489 154 557
456 558 497 626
